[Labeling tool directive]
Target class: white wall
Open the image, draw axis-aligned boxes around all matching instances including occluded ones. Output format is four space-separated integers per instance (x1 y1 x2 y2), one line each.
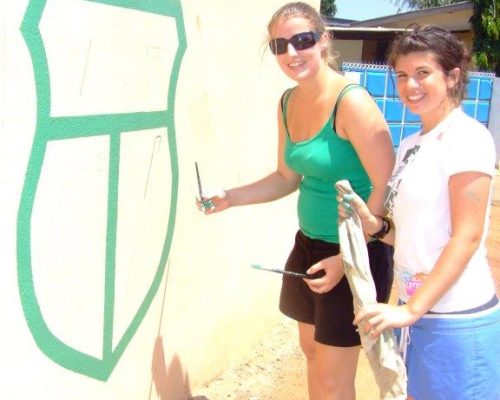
0 1 317 398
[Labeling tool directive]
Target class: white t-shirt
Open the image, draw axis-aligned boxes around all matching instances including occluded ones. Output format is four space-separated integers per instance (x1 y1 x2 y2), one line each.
386 108 496 313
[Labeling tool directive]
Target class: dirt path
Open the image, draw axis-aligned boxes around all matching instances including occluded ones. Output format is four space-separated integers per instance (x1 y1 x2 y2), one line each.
193 175 500 400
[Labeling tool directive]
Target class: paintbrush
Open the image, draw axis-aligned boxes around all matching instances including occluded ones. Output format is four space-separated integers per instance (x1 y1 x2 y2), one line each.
251 264 310 279
195 162 213 210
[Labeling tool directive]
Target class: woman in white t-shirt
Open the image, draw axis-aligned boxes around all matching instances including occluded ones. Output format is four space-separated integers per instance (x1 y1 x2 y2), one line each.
339 25 500 399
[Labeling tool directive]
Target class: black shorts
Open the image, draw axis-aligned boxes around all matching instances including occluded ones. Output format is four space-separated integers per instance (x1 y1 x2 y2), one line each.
279 230 394 347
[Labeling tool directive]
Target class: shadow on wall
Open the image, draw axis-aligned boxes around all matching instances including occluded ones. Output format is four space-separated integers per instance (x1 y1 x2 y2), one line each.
151 336 209 400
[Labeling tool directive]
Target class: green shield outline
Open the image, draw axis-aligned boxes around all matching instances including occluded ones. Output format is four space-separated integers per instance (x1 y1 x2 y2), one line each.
17 0 186 381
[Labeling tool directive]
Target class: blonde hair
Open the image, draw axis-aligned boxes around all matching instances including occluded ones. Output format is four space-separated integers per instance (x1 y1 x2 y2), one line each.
266 2 337 70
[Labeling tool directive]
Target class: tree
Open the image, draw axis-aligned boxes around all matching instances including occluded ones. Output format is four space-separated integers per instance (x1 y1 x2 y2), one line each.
469 0 499 76
320 0 337 18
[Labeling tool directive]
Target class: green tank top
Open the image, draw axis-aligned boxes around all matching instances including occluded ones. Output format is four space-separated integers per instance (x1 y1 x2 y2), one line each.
283 84 372 243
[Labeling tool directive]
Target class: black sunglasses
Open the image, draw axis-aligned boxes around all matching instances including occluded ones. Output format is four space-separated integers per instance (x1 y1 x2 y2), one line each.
269 31 322 55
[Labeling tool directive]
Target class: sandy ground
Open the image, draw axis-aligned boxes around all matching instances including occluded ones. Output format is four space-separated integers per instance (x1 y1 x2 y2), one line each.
191 174 500 400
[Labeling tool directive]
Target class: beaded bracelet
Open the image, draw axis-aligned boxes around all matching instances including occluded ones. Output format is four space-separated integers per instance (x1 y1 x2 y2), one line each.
369 215 391 239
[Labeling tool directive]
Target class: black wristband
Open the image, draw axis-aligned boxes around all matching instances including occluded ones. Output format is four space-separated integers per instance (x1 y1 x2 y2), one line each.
369 215 391 239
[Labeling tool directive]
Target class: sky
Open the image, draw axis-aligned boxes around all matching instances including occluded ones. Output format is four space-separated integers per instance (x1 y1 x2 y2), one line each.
335 0 411 21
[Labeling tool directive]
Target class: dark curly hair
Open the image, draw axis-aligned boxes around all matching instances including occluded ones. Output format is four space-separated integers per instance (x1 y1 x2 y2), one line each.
387 24 471 105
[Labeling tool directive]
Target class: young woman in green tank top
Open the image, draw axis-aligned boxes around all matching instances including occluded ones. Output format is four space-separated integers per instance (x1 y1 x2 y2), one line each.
196 3 395 399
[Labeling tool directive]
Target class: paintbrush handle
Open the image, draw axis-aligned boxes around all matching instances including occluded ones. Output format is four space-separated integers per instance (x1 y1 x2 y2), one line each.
195 162 203 199
252 264 309 279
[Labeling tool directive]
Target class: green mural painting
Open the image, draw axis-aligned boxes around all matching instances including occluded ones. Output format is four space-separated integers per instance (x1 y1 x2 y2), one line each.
18 0 186 381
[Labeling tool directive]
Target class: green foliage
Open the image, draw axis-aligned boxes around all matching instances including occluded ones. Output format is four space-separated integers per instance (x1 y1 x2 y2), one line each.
320 0 337 18
470 0 499 76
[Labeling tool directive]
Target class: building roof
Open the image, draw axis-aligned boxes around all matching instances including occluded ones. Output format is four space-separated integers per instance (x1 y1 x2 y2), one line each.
323 16 357 27
326 26 407 40
349 1 472 28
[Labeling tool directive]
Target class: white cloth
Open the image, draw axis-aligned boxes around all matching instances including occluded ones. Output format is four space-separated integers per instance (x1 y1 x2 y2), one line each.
386 108 496 312
336 180 407 400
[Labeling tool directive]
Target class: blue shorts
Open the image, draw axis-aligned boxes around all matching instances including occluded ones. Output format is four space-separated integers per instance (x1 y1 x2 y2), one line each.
397 296 500 400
